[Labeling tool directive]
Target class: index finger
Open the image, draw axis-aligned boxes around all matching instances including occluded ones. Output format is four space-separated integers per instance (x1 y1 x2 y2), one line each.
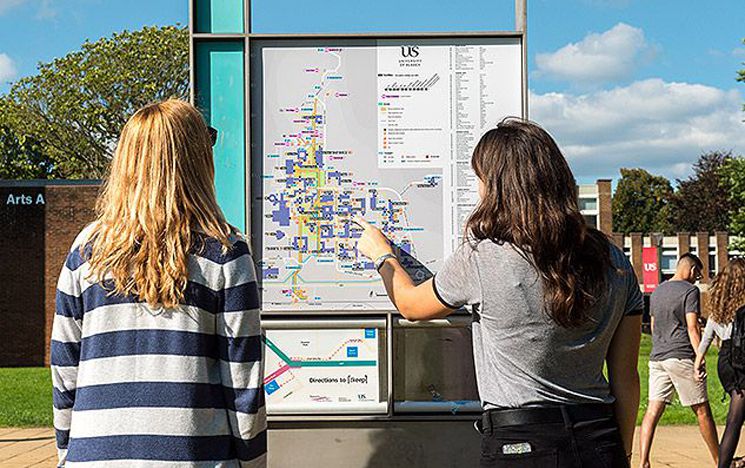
352 215 372 229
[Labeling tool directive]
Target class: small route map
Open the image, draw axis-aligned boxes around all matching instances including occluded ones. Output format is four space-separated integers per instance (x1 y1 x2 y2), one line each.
263 328 384 414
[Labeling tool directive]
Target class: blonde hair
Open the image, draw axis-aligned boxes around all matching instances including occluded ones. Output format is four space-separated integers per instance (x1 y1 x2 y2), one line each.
708 258 745 324
87 99 233 308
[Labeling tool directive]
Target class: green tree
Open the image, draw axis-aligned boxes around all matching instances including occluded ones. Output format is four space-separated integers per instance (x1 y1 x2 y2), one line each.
667 151 733 233
0 25 188 179
612 168 674 234
720 156 745 250
0 123 57 179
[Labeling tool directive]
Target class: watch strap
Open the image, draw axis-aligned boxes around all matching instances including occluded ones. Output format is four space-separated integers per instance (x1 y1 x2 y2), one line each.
374 253 397 271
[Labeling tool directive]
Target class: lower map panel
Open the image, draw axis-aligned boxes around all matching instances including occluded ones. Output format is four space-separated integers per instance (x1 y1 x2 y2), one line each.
263 319 388 415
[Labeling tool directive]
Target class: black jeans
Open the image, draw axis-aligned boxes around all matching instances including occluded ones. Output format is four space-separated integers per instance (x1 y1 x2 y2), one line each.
477 404 629 468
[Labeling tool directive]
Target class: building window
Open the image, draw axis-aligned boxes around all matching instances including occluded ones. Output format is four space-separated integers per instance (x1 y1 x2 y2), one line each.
583 214 598 228
710 253 717 275
578 198 598 211
661 248 678 273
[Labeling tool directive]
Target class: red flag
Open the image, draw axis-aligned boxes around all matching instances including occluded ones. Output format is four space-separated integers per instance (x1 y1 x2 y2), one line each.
642 247 659 293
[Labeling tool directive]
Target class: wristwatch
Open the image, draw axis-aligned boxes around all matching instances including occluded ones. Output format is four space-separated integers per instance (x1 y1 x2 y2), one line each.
374 253 397 271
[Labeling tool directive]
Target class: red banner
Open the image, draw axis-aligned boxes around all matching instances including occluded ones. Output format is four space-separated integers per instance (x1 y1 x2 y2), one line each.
642 247 660 293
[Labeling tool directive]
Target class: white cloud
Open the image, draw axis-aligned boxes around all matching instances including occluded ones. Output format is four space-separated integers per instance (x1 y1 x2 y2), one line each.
530 78 745 180
35 0 55 19
0 0 27 15
0 0 55 18
0 53 17 82
535 23 654 85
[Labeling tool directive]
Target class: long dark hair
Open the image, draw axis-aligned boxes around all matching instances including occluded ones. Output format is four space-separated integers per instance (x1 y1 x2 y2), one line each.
466 118 612 328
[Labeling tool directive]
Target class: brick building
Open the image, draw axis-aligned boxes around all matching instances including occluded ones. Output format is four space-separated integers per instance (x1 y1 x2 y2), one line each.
0 180 100 366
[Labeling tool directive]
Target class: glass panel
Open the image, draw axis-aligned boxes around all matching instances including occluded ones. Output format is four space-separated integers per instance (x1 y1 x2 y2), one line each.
195 0 245 34
661 250 678 272
578 198 598 211
393 319 479 413
582 214 598 228
194 41 246 231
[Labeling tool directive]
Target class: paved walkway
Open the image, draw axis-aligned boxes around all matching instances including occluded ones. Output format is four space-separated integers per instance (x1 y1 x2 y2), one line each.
1 426 743 467
0 428 57 467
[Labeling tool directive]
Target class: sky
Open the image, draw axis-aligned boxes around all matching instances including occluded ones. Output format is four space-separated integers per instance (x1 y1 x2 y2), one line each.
0 0 743 183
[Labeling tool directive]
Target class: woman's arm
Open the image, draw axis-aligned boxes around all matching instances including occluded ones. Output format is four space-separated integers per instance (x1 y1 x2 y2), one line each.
606 314 642 459
694 319 717 382
355 217 455 320
377 263 453 320
218 250 267 467
51 255 84 468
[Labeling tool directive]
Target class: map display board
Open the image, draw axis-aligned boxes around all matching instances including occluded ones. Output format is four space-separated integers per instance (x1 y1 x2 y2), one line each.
253 37 523 311
263 322 387 414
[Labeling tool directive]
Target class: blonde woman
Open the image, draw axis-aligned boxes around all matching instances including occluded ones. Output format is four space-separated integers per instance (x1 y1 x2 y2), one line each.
695 258 745 468
50 100 266 467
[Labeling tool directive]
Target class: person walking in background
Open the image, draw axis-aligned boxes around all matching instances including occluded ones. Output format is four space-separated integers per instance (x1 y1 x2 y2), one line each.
50 100 266 467
355 118 643 467
695 258 745 468
638 253 718 467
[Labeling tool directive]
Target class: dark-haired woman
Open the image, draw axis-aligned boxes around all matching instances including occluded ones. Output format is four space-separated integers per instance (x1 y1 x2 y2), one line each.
695 258 745 468
355 118 643 467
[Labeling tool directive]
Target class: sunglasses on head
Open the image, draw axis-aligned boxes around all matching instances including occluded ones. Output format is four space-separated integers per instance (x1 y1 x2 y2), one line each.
208 126 218 147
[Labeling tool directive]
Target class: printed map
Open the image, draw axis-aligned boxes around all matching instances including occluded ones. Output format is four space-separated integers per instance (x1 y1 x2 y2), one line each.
259 41 522 310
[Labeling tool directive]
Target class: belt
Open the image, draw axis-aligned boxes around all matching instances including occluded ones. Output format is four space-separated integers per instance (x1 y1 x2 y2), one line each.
478 403 614 433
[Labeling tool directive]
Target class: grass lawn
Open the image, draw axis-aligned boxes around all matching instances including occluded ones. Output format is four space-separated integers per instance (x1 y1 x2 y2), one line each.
0 334 731 427
637 333 729 425
0 367 52 427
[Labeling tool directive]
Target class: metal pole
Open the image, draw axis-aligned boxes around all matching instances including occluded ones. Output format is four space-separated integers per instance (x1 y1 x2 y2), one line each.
245 0 252 240
516 0 528 118
515 0 527 32
188 0 195 105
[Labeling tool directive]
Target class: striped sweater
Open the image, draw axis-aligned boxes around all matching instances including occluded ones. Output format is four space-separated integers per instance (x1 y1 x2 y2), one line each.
51 224 267 467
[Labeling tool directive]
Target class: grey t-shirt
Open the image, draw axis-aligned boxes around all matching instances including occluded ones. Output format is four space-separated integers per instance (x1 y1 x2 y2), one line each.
649 280 700 361
433 240 643 410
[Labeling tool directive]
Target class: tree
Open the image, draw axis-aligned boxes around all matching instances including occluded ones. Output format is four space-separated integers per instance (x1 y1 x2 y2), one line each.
0 25 188 179
667 151 733 232
0 123 58 179
720 156 745 250
612 168 674 234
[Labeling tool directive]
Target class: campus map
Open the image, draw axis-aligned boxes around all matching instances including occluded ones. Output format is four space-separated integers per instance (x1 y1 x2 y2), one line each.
263 327 384 413
260 40 522 310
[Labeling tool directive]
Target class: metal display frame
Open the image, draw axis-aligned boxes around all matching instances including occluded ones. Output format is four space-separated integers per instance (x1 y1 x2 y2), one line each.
189 0 528 424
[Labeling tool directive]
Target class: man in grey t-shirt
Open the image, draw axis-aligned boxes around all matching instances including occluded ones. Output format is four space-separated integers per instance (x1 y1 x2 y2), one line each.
638 253 718 468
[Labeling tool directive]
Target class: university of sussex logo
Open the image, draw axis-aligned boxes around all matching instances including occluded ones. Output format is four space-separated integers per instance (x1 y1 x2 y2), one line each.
401 46 420 58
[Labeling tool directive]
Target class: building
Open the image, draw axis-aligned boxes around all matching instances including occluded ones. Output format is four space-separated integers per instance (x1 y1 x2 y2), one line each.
578 180 741 283
578 179 613 235
0 180 100 366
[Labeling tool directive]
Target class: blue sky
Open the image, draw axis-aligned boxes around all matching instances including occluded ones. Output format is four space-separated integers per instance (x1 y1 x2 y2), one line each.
0 0 743 183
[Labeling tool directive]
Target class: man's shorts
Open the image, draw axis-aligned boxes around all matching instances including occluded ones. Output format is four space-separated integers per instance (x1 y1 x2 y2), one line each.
648 358 708 407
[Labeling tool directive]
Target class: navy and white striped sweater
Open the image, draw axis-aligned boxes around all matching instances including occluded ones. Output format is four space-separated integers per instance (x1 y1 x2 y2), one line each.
51 224 267 467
